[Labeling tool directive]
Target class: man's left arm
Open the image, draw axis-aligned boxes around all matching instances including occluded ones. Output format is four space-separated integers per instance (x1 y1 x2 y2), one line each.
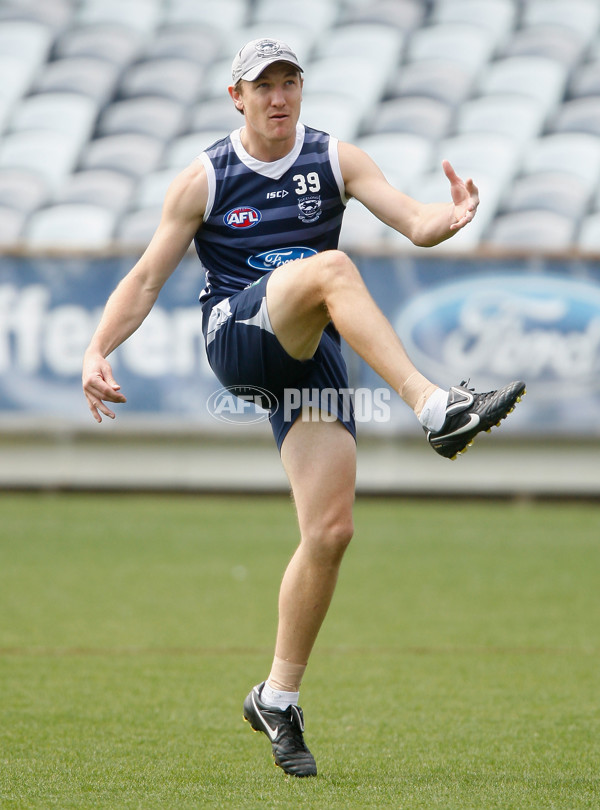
338 142 479 248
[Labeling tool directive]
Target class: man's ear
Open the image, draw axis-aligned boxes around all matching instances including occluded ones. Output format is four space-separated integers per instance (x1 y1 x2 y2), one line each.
228 85 244 112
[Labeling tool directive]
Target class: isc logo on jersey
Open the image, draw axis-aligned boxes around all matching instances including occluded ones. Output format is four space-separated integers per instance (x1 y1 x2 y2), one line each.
224 206 262 229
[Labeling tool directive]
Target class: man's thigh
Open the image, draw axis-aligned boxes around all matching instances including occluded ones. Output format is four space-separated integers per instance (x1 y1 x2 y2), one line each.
266 250 339 360
280 416 357 537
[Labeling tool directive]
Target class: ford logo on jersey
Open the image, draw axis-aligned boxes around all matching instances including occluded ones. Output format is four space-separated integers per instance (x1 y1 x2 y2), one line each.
247 246 317 270
224 206 262 228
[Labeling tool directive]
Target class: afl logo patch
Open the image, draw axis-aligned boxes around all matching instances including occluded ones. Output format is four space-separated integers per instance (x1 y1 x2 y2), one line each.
224 206 262 229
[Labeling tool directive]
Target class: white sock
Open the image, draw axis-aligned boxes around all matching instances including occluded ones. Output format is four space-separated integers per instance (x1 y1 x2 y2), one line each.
418 388 449 432
261 682 299 710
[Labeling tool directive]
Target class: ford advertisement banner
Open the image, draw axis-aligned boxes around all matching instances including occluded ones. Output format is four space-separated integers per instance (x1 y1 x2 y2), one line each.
0 253 598 435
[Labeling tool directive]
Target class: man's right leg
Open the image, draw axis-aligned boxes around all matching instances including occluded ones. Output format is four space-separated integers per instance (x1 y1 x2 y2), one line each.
266 250 525 457
266 249 438 417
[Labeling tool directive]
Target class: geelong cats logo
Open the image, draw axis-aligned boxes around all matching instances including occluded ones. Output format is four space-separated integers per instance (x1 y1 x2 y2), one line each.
297 196 322 223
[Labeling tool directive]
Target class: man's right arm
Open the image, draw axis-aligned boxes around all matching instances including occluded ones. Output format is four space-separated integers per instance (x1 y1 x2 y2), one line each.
82 160 208 422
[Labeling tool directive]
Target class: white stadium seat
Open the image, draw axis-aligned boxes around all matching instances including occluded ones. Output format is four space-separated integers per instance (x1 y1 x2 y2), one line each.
24 203 116 250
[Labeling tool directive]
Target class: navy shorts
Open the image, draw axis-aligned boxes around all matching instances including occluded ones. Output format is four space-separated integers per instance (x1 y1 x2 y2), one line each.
203 274 356 451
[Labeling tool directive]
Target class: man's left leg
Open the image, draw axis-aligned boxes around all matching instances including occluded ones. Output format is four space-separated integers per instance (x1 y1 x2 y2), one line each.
243 416 356 776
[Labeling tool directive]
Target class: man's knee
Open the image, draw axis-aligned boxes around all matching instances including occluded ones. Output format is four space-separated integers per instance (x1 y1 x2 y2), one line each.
316 250 362 297
306 512 354 564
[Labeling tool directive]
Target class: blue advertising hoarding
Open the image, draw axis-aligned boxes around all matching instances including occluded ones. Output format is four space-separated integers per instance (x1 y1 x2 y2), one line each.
0 252 598 436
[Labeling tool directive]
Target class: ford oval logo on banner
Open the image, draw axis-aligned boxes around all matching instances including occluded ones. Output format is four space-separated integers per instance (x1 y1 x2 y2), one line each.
396 275 600 396
224 207 262 229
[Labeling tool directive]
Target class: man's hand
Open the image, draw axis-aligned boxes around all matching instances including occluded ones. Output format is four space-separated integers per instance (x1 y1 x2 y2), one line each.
443 159 480 232
82 352 127 423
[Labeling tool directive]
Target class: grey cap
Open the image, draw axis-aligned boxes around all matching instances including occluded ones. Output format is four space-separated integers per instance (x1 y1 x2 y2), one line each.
231 38 303 84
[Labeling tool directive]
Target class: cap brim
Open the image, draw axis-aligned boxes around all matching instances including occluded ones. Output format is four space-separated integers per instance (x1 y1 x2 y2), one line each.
242 58 303 82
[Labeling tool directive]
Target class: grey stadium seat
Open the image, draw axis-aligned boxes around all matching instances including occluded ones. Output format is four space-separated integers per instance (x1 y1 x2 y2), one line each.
79 133 165 178
76 0 162 39
522 133 600 192
144 24 223 66
55 169 136 214
0 206 26 246
478 56 567 119
0 21 53 74
304 57 389 122
549 97 600 138
502 25 587 72
455 94 546 146
252 0 340 38
385 59 475 107
8 92 98 151
0 0 73 33
0 55 38 111
406 23 496 76
363 96 453 142
53 23 144 68
341 0 426 34
164 0 249 31
24 203 117 250
0 130 81 192
0 168 49 214
355 132 434 189
118 58 205 106
576 212 600 252
431 0 517 53
522 0 600 47
569 60 600 99
483 210 577 251
499 171 592 221
33 57 121 107
199 58 234 102
96 96 187 141
313 23 404 75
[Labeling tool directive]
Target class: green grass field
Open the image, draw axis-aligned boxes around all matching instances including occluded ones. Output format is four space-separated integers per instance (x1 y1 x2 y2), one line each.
1 493 599 809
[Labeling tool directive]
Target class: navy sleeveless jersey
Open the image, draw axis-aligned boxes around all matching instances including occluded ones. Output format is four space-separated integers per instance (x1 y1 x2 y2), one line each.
194 123 347 326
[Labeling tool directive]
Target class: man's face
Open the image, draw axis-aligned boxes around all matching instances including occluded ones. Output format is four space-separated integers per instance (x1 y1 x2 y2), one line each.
232 62 303 145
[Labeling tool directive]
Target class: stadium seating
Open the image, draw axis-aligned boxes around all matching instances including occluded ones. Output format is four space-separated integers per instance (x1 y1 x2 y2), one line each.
53 23 144 68
164 132 225 170
114 206 162 247
24 203 116 250
2 0 600 253
0 206 26 245
33 57 121 107
484 210 578 251
119 58 205 106
455 95 546 146
0 167 49 214
55 169 136 214
498 171 592 220
363 97 453 142
576 211 600 251
385 59 475 107
340 0 425 34
0 130 81 193
95 96 187 141
355 132 434 189
430 0 517 53
406 23 496 75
